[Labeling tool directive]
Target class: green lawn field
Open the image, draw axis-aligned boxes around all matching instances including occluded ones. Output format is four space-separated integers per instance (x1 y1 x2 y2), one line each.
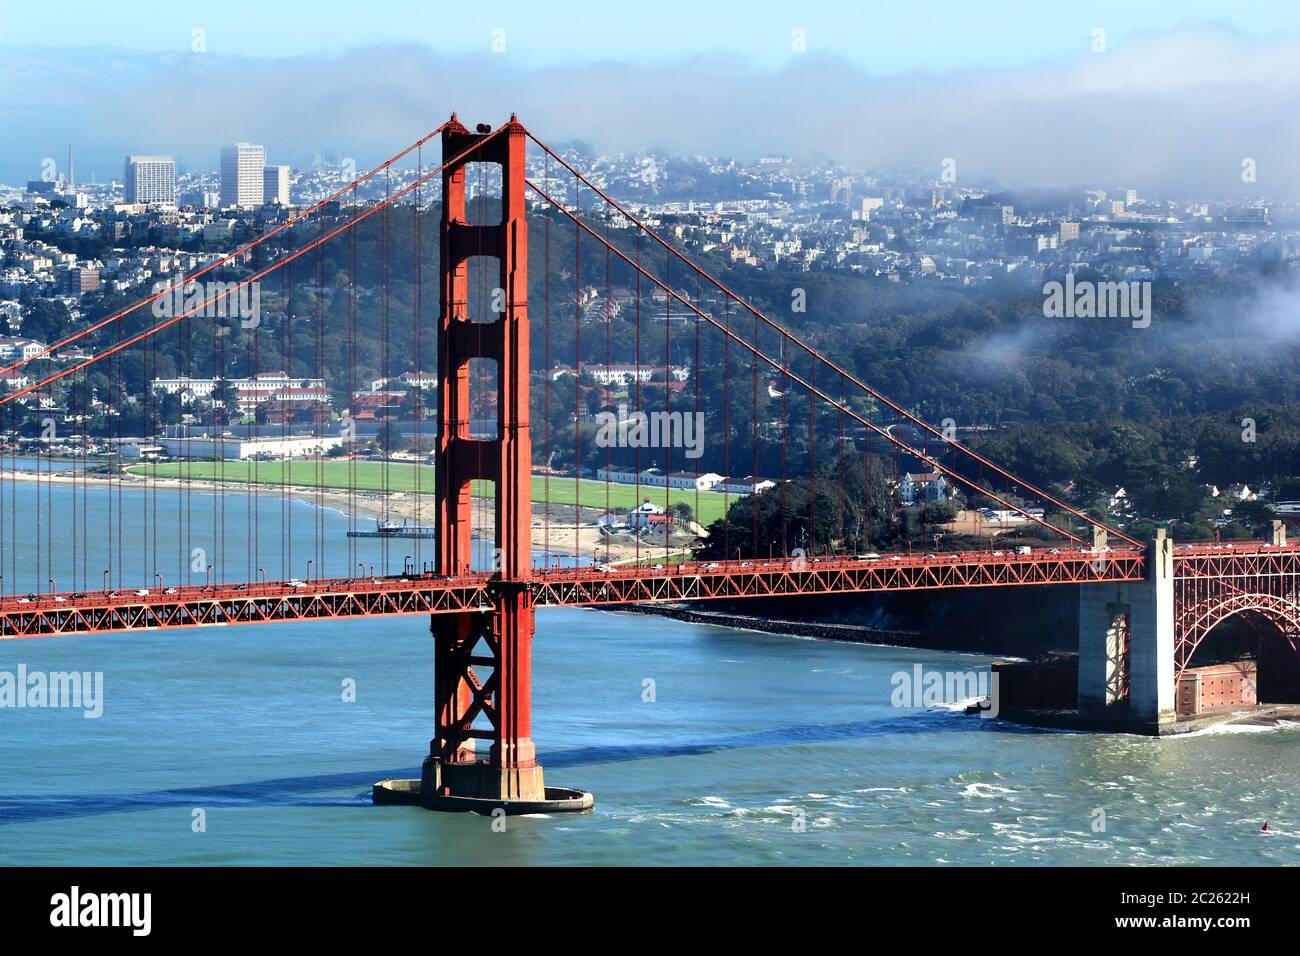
128 459 731 525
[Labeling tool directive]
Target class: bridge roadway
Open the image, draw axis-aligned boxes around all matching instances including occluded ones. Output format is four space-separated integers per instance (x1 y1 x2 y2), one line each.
6 541 1298 639
0 543 1172 638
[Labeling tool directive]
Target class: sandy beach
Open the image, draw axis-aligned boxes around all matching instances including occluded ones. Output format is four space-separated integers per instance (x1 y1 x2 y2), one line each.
0 465 690 565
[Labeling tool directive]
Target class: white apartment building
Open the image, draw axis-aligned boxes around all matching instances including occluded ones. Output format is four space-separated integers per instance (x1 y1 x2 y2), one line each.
578 363 691 387
123 156 177 206
151 371 327 412
370 371 437 392
220 143 266 208
158 434 342 461
0 336 47 361
900 471 949 505
0 368 32 390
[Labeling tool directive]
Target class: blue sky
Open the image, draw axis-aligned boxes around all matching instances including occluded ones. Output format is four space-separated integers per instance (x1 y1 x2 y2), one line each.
2 3 1299 196
3 0 1298 72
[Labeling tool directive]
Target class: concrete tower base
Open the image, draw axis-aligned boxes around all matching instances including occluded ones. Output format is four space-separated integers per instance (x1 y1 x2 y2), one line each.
373 756 594 815
1077 529 1177 734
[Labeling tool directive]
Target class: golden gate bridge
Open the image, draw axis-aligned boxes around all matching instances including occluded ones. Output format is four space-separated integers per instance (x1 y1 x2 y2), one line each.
0 116 1295 812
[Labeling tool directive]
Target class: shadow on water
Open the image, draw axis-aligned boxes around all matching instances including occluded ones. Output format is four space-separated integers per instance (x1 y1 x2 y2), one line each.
0 710 1057 825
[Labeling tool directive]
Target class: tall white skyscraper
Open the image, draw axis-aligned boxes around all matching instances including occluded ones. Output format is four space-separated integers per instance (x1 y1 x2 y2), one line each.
124 155 176 206
220 142 265 208
263 165 291 205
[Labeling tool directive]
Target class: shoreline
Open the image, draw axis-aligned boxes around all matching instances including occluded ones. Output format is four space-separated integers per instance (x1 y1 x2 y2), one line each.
0 465 682 565
616 602 948 650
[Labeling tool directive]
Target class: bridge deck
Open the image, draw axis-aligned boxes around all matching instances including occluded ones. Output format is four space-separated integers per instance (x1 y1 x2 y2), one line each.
1 541 1295 640
0 545 1160 638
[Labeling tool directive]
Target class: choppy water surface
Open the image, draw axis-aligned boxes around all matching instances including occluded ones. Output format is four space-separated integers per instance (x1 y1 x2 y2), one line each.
0 476 1296 865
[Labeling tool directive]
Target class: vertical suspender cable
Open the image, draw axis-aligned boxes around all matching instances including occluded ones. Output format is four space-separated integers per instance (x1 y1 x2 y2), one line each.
603 237 611 566
809 361 817 556
751 308 759 556
573 179 581 565
542 155 551 564
381 168 390 572
780 333 788 559
837 371 845 549
694 269 701 549
634 229 641 565
348 183 357 571
721 291 730 559
663 247 670 562
414 144 424 569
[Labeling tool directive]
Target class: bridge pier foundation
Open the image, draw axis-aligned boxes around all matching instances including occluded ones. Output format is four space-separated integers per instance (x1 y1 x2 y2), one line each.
1077 529 1177 733
374 594 593 815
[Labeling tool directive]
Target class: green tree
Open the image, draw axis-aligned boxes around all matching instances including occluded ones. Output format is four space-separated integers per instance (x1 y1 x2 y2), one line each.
379 420 406 454
1230 499 1276 533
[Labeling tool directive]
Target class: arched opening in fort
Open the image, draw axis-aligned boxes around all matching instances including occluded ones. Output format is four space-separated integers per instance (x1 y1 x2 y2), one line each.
1179 605 1300 716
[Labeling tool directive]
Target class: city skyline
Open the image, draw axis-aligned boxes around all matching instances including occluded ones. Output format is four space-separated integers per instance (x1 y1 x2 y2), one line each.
3 9 1300 198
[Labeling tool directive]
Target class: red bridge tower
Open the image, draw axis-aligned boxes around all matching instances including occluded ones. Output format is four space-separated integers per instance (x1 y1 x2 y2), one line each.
376 115 591 813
